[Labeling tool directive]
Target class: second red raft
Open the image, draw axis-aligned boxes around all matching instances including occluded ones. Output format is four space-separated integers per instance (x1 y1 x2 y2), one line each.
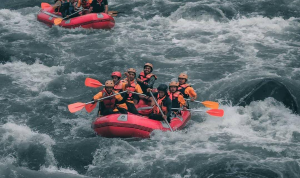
37 7 115 29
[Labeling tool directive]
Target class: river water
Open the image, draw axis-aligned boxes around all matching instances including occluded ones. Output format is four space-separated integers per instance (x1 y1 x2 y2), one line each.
1 0 300 177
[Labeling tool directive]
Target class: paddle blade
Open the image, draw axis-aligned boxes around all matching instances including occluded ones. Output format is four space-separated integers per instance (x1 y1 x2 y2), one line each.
85 103 97 113
68 102 86 113
85 78 103 88
54 18 63 25
206 109 224 117
201 101 219 109
41 3 51 9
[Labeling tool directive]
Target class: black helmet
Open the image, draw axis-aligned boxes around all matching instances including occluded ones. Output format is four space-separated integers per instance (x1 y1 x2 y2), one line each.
157 84 168 93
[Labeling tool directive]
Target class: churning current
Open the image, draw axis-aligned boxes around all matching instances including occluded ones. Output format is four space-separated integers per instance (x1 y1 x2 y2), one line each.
0 0 300 177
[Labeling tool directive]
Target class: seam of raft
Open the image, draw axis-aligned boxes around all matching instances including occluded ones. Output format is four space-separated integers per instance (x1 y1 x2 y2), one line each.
94 122 154 132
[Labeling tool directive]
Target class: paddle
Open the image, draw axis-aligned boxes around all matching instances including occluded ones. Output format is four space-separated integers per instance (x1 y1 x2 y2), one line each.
85 78 103 88
68 91 127 113
187 99 219 109
172 108 224 117
54 8 85 25
41 2 52 9
150 91 173 132
108 11 123 17
132 91 219 109
137 106 154 111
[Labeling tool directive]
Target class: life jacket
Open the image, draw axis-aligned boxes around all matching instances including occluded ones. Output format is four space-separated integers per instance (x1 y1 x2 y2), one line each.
114 80 125 92
77 0 92 9
100 89 116 110
138 71 157 92
178 84 191 99
126 80 137 101
168 91 181 109
153 94 168 115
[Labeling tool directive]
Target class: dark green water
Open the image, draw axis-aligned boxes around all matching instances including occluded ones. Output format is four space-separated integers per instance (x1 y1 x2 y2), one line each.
1 0 300 177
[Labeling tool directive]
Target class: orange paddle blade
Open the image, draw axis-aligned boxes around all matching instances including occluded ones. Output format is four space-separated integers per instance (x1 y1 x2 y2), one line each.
41 3 51 9
85 103 97 113
85 78 103 88
68 102 86 113
201 101 219 109
54 18 63 25
206 109 224 117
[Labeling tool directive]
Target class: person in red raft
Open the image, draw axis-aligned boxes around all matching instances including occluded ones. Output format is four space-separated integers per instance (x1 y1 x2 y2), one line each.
147 84 172 123
137 63 157 94
88 0 108 14
168 81 188 113
111 71 125 92
93 80 125 116
177 73 197 101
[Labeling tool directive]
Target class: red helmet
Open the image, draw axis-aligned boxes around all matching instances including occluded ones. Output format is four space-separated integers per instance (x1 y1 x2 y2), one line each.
111 71 122 78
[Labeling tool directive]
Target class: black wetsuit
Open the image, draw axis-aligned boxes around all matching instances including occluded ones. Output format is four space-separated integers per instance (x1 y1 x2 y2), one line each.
90 0 108 13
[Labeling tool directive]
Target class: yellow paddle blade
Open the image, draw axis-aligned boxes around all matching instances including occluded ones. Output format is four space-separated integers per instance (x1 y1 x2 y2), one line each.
54 18 63 25
201 101 219 109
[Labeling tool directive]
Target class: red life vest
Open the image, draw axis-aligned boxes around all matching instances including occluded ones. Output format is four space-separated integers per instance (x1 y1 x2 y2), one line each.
139 71 157 83
178 84 191 98
101 89 116 109
126 80 136 101
168 91 181 109
153 94 167 115
114 80 125 92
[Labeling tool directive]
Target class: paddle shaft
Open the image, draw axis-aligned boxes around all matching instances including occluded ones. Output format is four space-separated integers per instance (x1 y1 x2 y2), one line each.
150 91 173 132
87 91 127 104
172 108 204 112
186 99 201 103
61 8 85 20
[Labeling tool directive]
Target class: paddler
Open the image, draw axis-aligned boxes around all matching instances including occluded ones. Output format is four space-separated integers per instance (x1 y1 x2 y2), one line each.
168 81 187 112
148 84 172 123
76 0 92 15
89 0 108 13
137 63 157 94
93 80 124 116
177 73 197 101
121 68 145 115
111 71 125 92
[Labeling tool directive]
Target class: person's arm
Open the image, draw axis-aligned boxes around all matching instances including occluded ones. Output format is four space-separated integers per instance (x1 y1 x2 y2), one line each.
145 76 156 89
135 84 148 99
77 0 81 8
93 91 103 101
114 91 123 101
178 95 188 110
185 87 197 101
165 98 172 121
104 0 108 13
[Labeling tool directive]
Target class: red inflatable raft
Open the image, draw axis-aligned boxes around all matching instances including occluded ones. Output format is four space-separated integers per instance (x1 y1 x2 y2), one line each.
92 100 191 138
37 7 115 29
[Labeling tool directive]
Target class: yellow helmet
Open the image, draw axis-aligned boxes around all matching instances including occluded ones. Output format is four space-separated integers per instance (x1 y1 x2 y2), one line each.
105 80 114 87
127 68 136 74
169 81 179 87
144 63 153 71
178 73 188 80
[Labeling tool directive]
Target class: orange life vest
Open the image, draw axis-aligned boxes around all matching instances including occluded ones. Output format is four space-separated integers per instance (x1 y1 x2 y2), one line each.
139 71 157 83
178 84 191 98
126 80 136 101
77 0 92 8
100 89 116 109
153 94 167 115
